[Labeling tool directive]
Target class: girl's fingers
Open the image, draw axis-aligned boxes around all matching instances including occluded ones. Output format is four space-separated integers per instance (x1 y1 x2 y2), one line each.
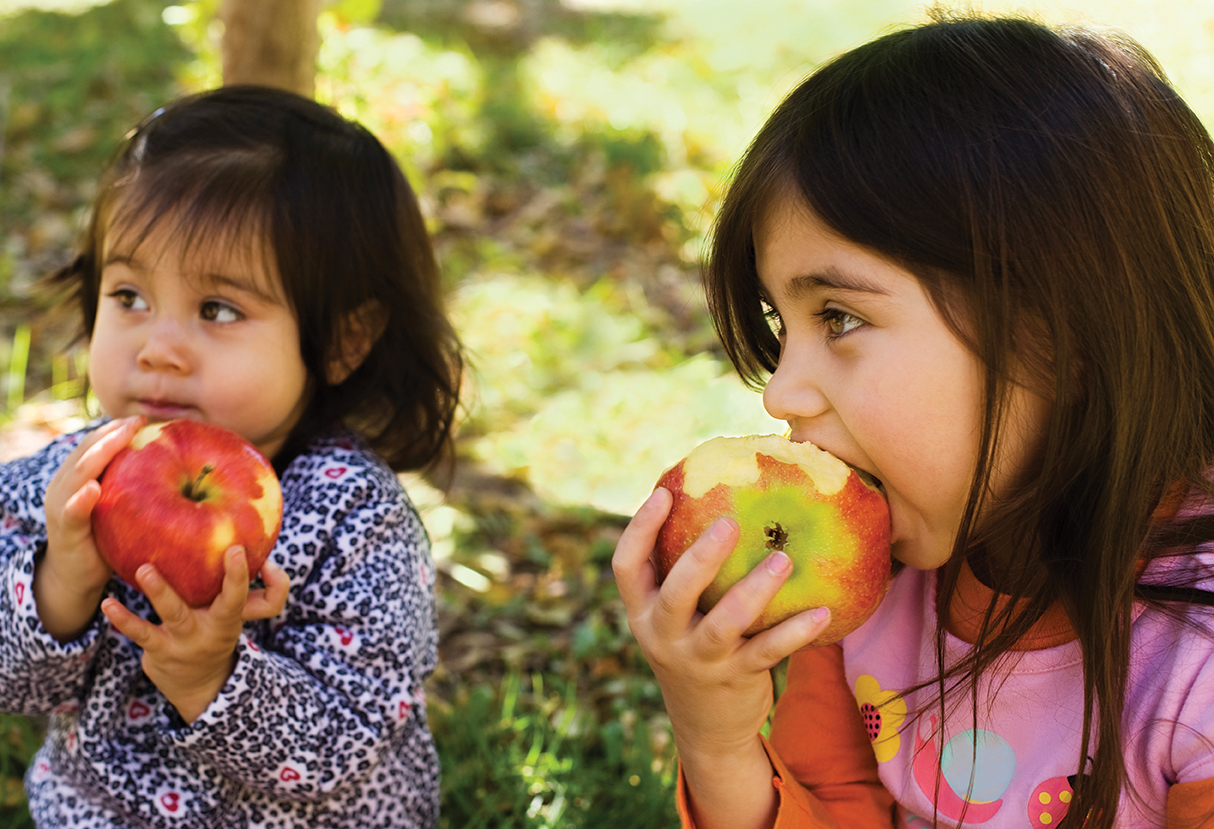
738 606 832 673
611 488 672 608
649 516 740 639
691 548 795 657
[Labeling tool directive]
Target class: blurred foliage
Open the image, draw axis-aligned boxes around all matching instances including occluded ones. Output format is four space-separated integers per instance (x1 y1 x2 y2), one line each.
1 0 1213 824
0 0 187 298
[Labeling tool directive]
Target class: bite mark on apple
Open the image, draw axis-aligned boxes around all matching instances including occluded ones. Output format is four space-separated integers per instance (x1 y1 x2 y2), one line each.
681 435 848 499
128 421 168 450
250 468 283 536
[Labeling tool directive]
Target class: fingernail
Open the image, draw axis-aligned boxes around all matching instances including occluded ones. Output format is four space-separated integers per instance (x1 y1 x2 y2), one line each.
709 517 737 540
766 552 791 575
644 487 670 511
810 606 830 624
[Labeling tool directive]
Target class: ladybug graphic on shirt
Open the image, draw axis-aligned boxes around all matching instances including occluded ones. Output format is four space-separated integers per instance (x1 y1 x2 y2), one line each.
1029 760 1092 828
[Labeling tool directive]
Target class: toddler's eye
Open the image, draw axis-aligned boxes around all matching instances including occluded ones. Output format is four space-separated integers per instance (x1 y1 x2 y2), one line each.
817 308 864 340
108 289 147 311
201 301 242 323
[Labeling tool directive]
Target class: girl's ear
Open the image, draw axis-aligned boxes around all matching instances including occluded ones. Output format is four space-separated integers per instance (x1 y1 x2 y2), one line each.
326 301 387 384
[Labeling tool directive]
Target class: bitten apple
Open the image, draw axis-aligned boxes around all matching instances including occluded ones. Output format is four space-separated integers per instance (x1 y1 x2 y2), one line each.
653 434 890 644
93 419 283 607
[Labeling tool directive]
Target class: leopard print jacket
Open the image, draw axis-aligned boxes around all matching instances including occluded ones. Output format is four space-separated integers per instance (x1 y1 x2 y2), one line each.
0 424 440 827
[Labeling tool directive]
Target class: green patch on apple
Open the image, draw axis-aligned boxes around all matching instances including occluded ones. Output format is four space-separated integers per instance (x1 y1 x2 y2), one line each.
652 434 891 646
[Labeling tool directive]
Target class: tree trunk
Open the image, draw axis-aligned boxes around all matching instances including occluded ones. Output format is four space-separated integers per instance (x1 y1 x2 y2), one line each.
219 0 322 99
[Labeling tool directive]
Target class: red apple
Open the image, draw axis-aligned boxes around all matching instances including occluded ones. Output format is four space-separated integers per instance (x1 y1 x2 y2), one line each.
93 419 283 607
653 434 890 644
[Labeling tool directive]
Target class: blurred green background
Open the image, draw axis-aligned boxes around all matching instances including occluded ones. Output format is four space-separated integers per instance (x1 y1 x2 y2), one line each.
0 0 1211 825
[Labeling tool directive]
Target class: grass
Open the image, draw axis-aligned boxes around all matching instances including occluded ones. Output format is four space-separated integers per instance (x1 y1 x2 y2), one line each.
432 672 677 828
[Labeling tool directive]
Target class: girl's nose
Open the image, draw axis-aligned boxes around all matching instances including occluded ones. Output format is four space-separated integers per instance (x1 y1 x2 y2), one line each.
762 347 830 424
137 319 191 372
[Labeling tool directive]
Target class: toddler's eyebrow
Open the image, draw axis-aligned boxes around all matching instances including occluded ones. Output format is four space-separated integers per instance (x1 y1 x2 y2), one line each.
200 272 279 304
102 253 279 305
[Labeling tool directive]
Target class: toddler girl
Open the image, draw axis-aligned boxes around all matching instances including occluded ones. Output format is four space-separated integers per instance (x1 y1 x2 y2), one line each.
0 85 462 827
614 13 1214 828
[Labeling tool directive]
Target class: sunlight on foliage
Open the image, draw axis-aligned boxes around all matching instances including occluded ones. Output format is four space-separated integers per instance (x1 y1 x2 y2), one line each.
452 272 781 514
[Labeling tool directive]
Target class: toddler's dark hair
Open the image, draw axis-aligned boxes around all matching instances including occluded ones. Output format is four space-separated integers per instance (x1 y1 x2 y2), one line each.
52 85 463 473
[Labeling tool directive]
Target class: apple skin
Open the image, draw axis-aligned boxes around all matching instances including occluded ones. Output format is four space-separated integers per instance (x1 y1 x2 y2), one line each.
92 420 283 607
652 434 890 645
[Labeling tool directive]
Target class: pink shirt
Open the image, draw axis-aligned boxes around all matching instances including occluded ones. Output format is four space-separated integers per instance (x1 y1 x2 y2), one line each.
678 489 1214 827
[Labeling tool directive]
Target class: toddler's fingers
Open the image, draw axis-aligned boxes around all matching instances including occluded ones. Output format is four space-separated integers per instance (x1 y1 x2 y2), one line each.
243 558 289 621
212 547 251 619
72 416 145 482
649 516 740 639
611 488 671 610
101 597 157 648
61 480 102 526
739 606 832 673
134 564 192 630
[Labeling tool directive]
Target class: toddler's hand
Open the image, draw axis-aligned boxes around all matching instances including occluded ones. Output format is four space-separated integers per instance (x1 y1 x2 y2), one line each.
612 487 832 828
101 546 290 723
35 416 145 641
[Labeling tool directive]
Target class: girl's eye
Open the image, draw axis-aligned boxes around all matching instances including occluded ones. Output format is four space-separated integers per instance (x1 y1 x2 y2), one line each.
762 301 785 337
108 289 147 311
200 301 242 323
816 307 865 340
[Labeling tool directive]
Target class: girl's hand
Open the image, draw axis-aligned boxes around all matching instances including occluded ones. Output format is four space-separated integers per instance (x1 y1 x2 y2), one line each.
34 416 145 642
612 487 832 829
101 546 290 723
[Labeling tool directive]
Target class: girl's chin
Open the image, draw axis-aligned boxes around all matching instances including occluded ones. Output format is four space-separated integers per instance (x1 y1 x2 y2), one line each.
890 540 951 572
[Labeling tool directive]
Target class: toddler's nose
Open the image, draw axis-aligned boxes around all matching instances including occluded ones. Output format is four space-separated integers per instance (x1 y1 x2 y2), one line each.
137 319 191 372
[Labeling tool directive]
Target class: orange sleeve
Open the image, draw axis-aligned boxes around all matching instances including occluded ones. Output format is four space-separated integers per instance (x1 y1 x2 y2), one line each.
674 644 895 829
1167 779 1214 828
767 644 895 826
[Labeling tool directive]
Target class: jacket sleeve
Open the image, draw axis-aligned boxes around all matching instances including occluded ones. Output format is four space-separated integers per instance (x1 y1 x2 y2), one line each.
155 457 438 802
0 430 107 715
675 644 895 828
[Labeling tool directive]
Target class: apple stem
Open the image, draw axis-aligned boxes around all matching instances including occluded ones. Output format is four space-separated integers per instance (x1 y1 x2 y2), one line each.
765 522 788 552
182 464 215 502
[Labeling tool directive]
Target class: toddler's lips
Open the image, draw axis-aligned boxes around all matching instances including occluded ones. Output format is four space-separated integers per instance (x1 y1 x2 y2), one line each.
137 399 193 420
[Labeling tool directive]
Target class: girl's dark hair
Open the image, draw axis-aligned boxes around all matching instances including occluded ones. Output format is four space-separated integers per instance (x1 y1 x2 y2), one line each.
51 85 463 473
707 13 1214 826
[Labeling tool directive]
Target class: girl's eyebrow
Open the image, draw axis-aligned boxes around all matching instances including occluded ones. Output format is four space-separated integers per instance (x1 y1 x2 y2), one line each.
102 252 140 268
783 266 891 300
